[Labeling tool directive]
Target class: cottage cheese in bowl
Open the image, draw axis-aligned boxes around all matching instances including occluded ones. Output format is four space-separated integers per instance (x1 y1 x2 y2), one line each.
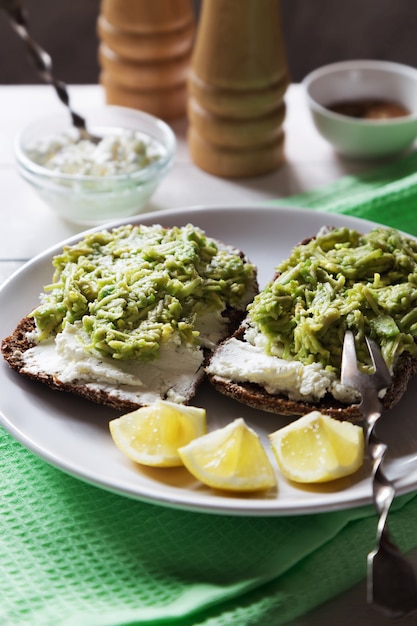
15 106 176 225
26 130 161 177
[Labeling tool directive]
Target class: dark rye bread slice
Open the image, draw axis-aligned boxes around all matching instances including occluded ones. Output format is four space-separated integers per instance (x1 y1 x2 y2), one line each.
1 317 149 411
1 307 250 412
207 327 417 423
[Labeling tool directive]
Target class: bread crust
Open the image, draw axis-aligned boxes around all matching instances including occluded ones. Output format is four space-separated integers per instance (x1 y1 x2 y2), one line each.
206 330 417 422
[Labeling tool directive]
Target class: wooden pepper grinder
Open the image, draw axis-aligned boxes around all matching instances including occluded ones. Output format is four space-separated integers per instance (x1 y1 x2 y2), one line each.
188 0 289 177
97 0 195 121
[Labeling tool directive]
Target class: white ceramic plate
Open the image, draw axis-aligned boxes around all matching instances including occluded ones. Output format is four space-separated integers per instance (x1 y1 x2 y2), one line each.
2 205 417 516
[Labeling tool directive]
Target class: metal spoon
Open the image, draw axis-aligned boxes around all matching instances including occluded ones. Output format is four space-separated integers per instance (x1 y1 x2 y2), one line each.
1 0 100 143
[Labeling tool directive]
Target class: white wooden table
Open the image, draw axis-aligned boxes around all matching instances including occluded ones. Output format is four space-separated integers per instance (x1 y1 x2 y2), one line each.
1 83 416 626
0 83 370 278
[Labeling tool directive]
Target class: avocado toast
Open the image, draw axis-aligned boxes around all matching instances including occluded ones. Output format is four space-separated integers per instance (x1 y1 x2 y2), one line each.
206 226 417 421
1 223 258 410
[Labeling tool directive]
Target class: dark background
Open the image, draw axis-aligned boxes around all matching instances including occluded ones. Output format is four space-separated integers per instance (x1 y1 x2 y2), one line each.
0 0 416 85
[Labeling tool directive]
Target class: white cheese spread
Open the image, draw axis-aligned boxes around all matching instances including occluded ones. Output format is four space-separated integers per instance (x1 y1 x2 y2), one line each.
22 323 204 405
26 130 161 177
206 337 360 404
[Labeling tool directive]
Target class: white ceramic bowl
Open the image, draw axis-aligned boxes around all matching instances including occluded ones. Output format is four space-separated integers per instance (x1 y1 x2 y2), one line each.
303 60 417 158
15 106 176 225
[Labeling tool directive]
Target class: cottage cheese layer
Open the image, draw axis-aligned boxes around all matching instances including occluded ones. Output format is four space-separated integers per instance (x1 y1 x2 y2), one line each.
206 337 360 404
22 323 204 405
21 309 232 405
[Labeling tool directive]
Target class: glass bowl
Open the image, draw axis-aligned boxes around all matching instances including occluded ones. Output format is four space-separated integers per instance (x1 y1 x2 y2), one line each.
303 60 417 159
15 105 176 225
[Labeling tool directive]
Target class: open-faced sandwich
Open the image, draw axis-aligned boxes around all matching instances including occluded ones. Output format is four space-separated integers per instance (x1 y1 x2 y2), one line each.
1 223 258 410
206 226 417 422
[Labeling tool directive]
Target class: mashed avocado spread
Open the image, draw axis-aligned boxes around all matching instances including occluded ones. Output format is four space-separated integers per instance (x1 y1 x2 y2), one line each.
31 224 256 362
247 227 417 373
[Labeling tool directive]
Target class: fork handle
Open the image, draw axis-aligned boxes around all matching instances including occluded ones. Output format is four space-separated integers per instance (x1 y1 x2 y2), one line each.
366 414 395 533
366 412 417 616
368 532 417 617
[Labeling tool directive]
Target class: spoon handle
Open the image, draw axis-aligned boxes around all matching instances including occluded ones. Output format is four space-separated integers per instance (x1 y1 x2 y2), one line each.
1 0 88 134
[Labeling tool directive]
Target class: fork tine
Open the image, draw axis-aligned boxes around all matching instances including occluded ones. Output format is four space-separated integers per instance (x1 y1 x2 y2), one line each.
341 330 392 391
340 330 359 388
365 337 392 390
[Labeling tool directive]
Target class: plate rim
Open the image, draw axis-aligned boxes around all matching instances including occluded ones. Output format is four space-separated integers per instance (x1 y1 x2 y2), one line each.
1 203 415 517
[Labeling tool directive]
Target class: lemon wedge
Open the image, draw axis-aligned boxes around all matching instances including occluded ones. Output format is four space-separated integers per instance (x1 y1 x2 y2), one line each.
109 401 207 467
178 418 277 492
269 411 364 483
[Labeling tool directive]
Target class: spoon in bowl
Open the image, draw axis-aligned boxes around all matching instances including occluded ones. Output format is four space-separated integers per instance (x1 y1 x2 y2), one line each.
1 0 100 143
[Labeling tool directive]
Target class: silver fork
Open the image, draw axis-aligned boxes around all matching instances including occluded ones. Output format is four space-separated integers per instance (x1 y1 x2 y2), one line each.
341 330 417 618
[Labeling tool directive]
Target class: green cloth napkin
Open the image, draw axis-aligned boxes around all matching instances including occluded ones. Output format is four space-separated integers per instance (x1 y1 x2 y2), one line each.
275 149 417 236
4 151 417 626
